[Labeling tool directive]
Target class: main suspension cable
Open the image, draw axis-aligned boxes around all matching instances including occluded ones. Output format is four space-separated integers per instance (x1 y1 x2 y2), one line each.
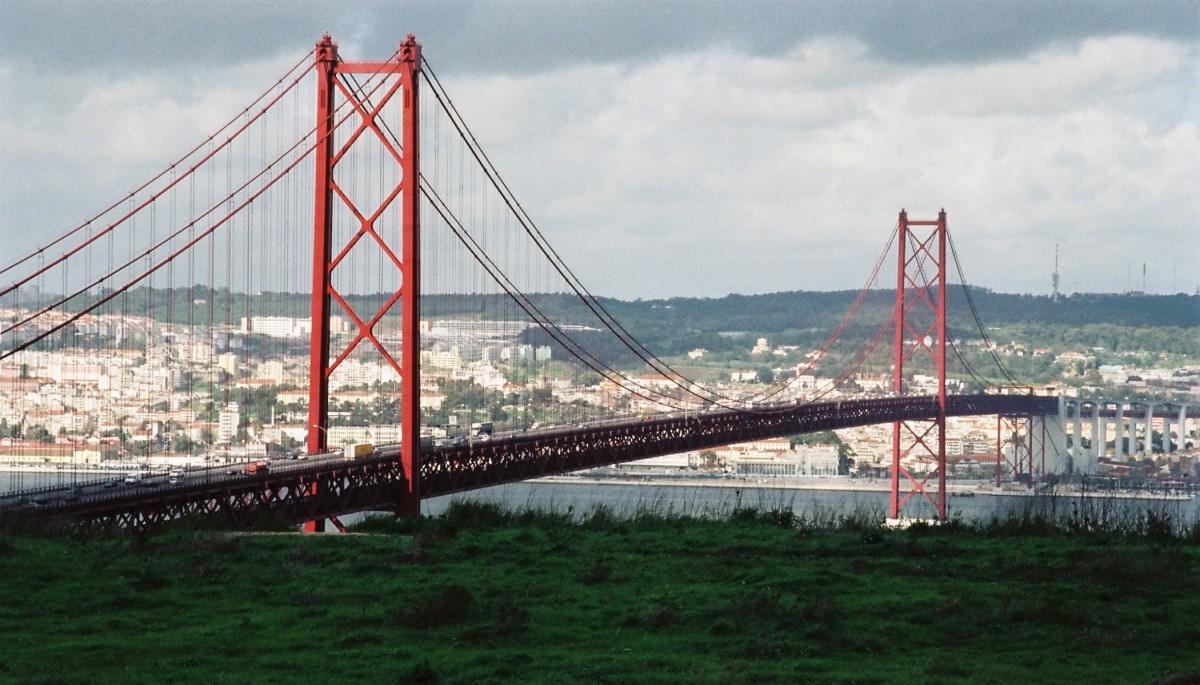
0 49 317 292
947 231 1020 386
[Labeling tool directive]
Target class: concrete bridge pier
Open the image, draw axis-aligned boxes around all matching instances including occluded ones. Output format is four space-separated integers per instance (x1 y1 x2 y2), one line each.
1063 399 1100 475
1162 403 1190 453
1070 402 1083 467
1160 408 1170 453
1042 406 1070 474
1114 404 1125 460
1177 405 1189 452
1141 402 1155 455
1064 399 1195 469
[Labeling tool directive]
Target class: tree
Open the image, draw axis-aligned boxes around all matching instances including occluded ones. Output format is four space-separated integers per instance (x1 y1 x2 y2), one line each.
489 403 509 422
837 446 854 476
172 433 194 454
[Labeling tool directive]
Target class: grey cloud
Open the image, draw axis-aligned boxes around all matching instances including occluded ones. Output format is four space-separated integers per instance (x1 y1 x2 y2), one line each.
2 0 1195 76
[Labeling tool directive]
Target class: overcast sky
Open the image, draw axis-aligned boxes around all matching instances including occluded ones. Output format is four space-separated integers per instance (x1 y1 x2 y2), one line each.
1 1 1197 299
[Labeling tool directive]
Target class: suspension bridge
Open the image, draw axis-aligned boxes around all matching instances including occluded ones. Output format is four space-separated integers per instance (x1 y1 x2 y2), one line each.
0 34 1075 531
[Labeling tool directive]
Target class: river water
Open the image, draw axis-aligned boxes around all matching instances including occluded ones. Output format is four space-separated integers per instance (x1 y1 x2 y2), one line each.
422 476 1200 531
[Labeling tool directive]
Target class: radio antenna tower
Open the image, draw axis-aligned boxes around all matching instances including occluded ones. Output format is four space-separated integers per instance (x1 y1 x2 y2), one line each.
1051 244 1060 303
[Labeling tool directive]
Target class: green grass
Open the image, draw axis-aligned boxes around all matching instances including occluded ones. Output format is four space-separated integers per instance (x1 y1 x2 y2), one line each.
1 501 1198 684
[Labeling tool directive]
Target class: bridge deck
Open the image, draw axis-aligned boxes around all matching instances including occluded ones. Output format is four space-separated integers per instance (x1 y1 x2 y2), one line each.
2 394 1056 531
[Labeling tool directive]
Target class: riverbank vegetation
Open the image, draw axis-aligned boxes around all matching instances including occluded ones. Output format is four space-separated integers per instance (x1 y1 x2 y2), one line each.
2 501 1199 684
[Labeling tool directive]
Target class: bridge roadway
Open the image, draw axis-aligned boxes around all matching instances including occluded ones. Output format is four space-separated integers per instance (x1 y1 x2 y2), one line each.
2 393 1055 531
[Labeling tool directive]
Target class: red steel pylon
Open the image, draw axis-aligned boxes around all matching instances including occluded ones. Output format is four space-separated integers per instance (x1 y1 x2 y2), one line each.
889 209 948 521
307 34 423 528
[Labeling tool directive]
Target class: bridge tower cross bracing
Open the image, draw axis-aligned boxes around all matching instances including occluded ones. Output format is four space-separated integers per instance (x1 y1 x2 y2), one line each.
992 385 1057 487
995 411 1036 486
307 34 423 528
889 209 948 521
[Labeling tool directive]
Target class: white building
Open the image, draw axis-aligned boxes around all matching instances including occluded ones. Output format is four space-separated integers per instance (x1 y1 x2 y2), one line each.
796 444 840 476
733 452 798 477
260 423 307 444
218 402 241 443
256 360 285 384
239 316 348 338
425 345 464 371
218 353 239 377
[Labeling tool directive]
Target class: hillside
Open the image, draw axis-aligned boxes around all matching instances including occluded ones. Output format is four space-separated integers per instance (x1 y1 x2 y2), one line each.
589 290 1200 361
601 289 1200 335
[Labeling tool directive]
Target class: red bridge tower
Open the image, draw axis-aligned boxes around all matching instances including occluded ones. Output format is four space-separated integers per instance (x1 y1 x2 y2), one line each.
889 209 948 521
307 34 423 528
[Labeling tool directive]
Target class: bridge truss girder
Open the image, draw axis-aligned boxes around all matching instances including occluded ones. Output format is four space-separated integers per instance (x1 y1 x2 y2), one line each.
13 394 1056 533
420 394 1054 499
50 460 409 534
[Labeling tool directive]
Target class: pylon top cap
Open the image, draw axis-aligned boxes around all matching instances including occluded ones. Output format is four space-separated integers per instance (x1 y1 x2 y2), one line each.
316 33 339 61
400 34 421 63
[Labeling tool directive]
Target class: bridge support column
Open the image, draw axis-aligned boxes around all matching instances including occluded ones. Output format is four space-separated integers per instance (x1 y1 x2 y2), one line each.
1075 403 1092 474
304 33 424 530
1072 402 1086 472
1044 405 1069 475
1177 405 1188 452
1063 397 1077 473
889 209 947 521
1143 402 1155 456
1114 404 1125 460
1133 403 1144 456
1080 405 1099 475
1161 410 1172 454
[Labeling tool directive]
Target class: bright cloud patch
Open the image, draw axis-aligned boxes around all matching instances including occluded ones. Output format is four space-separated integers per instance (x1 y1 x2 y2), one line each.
448 35 1199 297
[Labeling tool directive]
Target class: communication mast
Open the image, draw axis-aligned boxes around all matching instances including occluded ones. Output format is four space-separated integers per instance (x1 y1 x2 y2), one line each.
1052 244 1060 303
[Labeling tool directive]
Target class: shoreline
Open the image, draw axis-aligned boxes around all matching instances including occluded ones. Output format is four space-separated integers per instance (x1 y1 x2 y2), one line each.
532 474 1196 500
535 475 906 493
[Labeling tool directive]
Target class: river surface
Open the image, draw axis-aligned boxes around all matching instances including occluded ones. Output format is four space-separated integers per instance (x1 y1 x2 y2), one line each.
420 477 1200 525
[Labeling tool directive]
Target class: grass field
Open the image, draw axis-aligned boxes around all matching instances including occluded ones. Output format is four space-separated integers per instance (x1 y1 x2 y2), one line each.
1 502 1198 684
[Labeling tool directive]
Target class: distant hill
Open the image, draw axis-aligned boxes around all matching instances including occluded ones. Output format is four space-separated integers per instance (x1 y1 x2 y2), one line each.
523 289 1200 361
596 290 1200 334
23 286 1198 357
